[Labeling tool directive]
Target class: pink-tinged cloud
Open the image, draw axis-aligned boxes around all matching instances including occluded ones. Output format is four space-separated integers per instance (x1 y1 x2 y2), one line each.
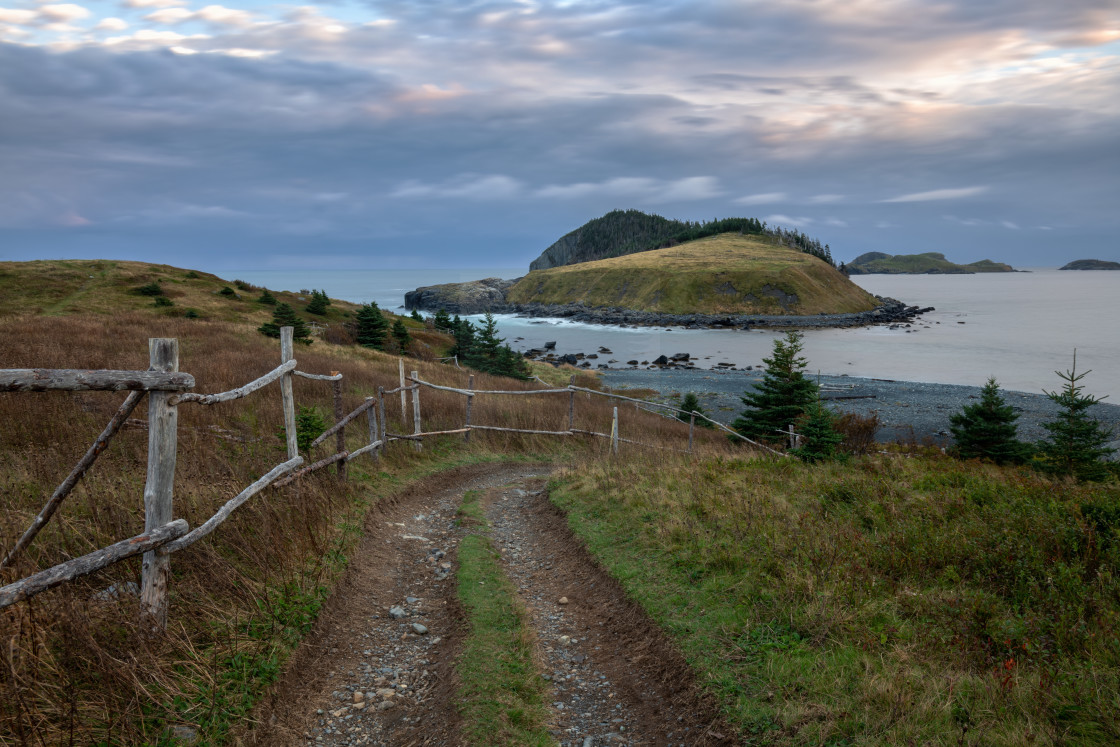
882 186 988 202
59 210 91 227
39 4 91 23
734 192 787 205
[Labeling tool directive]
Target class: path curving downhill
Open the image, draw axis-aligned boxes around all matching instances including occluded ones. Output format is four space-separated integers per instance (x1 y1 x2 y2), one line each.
245 462 733 747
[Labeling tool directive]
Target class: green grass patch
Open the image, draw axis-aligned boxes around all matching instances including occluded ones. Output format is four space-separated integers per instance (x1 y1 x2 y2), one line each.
456 490 552 746
549 453 1120 745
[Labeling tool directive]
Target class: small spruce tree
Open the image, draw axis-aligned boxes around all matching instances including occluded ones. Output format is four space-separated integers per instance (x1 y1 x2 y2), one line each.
732 331 818 444
306 289 330 315
790 399 844 463
433 309 452 331
391 318 411 352
258 289 277 305
354 302 389 350
1036 354 1116 481
677 393 712 427
258 303 313 344
410 309 423 322
949 377 1030 464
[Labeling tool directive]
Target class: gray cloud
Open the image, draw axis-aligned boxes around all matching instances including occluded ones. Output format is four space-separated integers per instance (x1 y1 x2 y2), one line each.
1 0 1118 267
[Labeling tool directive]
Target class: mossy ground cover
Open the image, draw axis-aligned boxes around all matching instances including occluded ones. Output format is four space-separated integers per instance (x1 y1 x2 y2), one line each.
455 489 552 746
549 452 1120 745
506 233 876 315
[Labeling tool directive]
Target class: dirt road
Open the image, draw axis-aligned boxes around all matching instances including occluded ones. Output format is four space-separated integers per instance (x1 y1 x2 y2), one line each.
243 462 733 746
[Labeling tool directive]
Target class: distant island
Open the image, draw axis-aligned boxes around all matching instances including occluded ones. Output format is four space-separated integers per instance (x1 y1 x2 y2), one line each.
1059 259 1120 271
843 252 1015 275
407 211 933 328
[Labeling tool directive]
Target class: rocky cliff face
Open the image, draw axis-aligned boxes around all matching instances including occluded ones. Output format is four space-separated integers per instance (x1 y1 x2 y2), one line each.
403 277 520 315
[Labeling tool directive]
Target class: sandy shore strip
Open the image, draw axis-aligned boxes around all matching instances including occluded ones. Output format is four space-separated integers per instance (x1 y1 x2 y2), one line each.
600 368 1120 449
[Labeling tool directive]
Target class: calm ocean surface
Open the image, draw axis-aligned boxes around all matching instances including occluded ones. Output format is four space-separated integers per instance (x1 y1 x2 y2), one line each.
231 267 1120 401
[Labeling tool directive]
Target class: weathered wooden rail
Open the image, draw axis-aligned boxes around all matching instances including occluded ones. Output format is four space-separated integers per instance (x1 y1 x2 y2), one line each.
1 327 779 625
0 327 386 628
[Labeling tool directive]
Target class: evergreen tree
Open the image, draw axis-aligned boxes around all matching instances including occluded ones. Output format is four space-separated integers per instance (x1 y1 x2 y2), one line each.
307 289 330 315
732 331 818 444
790 399 844 463
258 303 312 344
391 318 411 352
450 317 475 359
676 393 712 427
433 309 452 331
473 313 503 361
410 309 424 322
462 313 529 379
354 302 389 350
258 289 277 305
949 377 1030 464
1036 355 1116 481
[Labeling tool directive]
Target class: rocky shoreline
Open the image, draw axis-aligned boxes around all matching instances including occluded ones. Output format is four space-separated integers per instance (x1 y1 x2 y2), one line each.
404 278 933 330
599 368 1120 450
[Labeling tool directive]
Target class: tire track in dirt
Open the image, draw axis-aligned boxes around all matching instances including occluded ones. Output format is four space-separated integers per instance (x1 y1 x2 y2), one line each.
242 462 735 747
482 482 735 747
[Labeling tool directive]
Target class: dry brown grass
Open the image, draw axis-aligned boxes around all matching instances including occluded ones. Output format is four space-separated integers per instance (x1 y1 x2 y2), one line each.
0 308 732 744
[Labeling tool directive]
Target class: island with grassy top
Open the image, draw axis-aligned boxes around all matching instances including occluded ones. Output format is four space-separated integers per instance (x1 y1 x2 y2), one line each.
406 211 933 328
843 251 1014 275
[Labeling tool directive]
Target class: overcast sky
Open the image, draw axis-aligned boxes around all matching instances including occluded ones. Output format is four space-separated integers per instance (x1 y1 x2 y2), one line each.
1 0 1118 270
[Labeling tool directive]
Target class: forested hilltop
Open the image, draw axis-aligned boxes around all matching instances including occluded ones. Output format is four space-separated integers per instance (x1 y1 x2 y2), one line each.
530 209 835 270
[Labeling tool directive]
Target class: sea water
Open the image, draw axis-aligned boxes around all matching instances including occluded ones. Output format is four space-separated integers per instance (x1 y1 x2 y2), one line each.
229 267 1120 401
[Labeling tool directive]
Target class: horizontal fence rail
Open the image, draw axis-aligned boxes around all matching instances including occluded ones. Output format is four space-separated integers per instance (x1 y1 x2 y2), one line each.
0 520 188 610
0 369 195 392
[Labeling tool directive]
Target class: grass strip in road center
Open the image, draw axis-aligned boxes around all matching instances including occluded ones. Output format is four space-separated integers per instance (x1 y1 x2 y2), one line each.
455 489 553 746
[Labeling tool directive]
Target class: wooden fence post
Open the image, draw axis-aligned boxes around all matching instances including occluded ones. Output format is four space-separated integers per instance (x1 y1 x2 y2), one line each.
365 397 379 463
611 406 619 455
568 375 575 431
280 327 298 460
332 374 346 480
464 374 474 443
377 386 388 448
411 370 422 452
398 358 408 426
141 338 179 631
689 412 695 454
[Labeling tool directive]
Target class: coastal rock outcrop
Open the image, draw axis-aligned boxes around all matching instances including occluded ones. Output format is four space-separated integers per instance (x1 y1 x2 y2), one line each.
403 277 520 315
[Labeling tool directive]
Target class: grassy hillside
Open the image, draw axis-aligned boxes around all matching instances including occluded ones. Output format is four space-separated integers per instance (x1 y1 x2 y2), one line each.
846 252 1014 274
0 259 355 322
0 259 453 353
508 233 877 315
552 451 1120 745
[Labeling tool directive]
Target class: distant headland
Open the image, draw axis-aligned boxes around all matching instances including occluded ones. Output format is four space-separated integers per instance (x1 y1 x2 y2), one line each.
842 252 1015 275
1059 259 1120 271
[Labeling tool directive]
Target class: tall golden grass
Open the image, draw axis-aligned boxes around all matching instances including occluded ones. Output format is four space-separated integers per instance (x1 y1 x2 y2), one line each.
0 311 734 744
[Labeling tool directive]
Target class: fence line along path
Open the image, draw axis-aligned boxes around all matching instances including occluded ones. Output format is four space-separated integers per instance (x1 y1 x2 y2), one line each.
0 326 780 627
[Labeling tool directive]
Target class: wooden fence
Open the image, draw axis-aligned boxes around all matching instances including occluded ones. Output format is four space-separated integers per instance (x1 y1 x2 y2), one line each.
0 326 778 628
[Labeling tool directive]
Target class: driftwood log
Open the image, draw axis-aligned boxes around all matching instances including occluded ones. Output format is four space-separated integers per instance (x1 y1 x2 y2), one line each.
172 360 295 405
0 369 194 392
1 390 146 570
310 397 375 449
0 520 189 610
162 457 304 553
